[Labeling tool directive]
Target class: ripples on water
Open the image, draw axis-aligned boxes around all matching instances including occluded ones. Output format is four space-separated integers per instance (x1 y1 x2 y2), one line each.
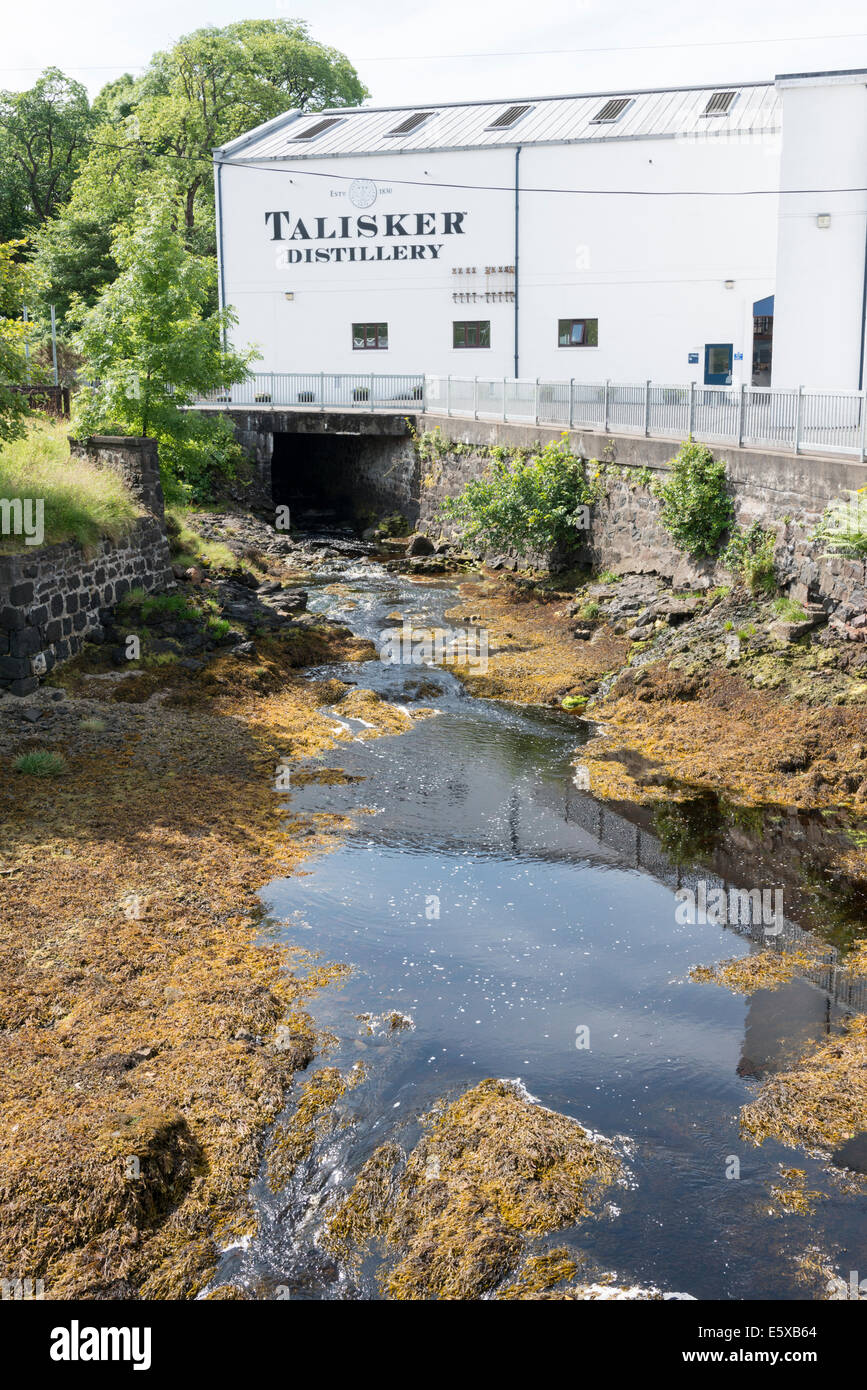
213 555 867 1301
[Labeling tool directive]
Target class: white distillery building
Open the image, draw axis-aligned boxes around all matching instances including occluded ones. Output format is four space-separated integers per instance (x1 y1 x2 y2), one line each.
214 67 867 391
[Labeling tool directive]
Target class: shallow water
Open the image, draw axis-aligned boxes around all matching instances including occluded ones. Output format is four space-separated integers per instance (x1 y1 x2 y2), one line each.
215 555 867 1300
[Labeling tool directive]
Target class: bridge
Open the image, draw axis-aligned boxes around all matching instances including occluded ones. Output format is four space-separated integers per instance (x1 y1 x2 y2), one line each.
192 372 867 461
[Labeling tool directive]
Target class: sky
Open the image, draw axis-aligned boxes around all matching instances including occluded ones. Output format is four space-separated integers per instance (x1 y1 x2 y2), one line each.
4 0 867 105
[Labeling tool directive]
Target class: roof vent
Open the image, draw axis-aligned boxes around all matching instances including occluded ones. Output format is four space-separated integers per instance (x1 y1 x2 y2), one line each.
703 91 737 117
486 103 533 131
291 116 343 141
591 97 632 124
386 111 436 136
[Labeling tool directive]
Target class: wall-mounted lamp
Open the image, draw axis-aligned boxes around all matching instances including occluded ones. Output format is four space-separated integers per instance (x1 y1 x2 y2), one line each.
817 213 831 229
724 279 735 290
284 292 295 302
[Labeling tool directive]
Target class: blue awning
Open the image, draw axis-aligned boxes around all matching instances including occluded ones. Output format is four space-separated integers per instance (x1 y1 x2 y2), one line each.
753 294 774 316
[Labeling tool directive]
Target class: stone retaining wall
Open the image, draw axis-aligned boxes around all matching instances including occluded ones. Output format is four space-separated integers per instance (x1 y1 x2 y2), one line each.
0 438 172 696
413 419 867 617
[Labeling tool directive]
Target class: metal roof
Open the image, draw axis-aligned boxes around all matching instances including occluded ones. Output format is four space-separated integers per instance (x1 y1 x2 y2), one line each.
217 81 781 162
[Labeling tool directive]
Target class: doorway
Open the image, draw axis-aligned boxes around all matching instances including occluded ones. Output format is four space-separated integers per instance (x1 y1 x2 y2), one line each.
752 318 774 386
704 343 733 385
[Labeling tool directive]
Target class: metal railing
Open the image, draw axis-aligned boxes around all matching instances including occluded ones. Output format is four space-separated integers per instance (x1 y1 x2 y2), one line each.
188 372 867 459
425 375 867 459
191 372 424 411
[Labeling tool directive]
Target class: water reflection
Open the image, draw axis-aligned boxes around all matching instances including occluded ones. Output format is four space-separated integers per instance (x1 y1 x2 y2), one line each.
213 554 867 1301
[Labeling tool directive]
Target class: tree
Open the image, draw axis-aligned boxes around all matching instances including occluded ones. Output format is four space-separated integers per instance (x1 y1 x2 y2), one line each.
0 241 34 440
138 19 368 241
32 19 367 312
71 195 257 499
0 69 95 239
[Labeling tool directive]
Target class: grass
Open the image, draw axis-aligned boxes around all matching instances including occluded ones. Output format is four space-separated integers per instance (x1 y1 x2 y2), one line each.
13 751 67 777
166 507 238 572
79 717 106 732
773 596 809 622
0 419 139 554
120 589 199 624
596 570 621 585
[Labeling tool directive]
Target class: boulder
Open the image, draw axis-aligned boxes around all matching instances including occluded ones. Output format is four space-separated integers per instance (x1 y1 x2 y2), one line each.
407 532 435 557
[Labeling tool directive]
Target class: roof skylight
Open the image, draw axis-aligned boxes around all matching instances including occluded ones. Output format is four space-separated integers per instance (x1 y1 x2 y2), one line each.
291 117 343 141
591 97 632 124
703 91 738 117
386 111 436 136
486 103 533 130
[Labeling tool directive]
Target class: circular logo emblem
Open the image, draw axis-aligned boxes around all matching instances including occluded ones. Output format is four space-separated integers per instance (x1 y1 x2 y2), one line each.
349 178 377 209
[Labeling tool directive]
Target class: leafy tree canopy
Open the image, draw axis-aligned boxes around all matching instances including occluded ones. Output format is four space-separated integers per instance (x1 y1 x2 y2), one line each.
0 240 36 439
0 68 96 239
72 193 256 432
71 194 257 498
30 19 367 319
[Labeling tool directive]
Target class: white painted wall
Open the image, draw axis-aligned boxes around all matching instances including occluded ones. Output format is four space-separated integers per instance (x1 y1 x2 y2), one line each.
772 72 867 390
218 124 779 385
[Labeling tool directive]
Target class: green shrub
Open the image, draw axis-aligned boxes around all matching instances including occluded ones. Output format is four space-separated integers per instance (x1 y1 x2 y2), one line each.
722 522 777 595
13 751 67 777
439 433 598 558
655 439 733 557
155 411 246 506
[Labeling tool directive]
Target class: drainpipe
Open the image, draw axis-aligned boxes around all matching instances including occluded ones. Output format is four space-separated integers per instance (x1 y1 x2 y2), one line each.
215 156 228 352
514 145 521 379
859 199 867 389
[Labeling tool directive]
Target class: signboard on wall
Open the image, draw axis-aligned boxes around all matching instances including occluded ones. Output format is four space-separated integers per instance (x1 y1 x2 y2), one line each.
264 207 468 266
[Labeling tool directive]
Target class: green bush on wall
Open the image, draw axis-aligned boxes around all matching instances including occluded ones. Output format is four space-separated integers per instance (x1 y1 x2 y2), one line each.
438 433 598 558
722 521 777 595
655 438 734 558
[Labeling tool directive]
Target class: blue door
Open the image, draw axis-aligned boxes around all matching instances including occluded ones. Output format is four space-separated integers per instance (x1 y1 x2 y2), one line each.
704 343 733 385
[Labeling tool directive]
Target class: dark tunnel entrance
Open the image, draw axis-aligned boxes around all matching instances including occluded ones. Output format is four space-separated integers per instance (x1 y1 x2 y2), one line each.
270 430 417 530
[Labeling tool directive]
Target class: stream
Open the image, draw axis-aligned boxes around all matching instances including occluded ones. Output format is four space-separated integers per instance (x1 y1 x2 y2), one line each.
213 552 867 1301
